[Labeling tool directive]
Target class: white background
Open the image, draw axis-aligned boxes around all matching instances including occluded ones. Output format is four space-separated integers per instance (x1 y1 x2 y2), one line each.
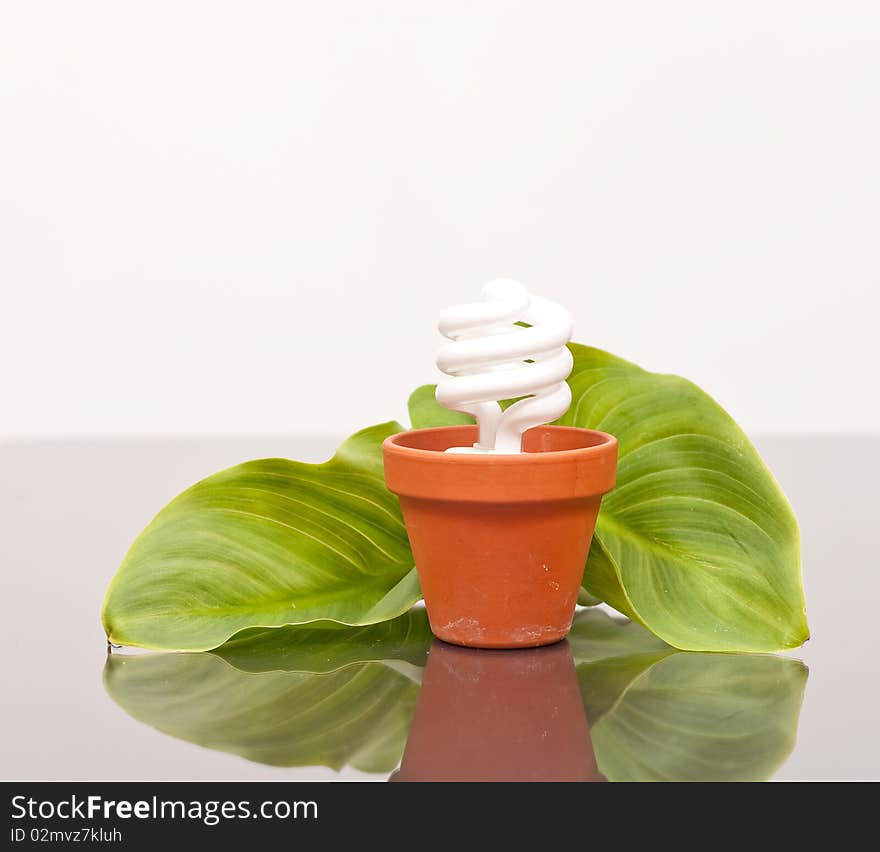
2 1 878 440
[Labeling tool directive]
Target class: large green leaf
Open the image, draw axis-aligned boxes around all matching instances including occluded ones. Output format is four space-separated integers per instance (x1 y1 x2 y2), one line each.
105 609 807 780
408 344 808 652
101 423 420 651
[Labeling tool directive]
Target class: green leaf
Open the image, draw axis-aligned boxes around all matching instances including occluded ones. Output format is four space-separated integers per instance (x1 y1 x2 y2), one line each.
105 609 807 780
104 611 431 773
562 344 807 651
101 422 420 651
409 343 808 652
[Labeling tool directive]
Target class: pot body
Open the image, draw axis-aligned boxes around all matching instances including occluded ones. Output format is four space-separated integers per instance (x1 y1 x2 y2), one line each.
383 424 617 648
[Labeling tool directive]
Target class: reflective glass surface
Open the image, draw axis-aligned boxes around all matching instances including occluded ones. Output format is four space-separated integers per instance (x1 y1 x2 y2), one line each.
1 436 876 780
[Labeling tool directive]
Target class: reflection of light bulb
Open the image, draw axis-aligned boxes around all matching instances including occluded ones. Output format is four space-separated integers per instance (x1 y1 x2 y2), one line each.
435 279 574 453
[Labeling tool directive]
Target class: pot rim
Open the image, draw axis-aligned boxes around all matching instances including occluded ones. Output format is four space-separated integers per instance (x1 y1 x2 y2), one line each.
383 424 617 464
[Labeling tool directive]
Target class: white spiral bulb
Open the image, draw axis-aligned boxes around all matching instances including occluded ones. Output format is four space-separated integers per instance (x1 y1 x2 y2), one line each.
435 279 574 453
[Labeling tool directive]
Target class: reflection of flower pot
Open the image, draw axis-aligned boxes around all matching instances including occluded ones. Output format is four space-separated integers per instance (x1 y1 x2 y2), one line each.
383 425 617 648
393 639 603 781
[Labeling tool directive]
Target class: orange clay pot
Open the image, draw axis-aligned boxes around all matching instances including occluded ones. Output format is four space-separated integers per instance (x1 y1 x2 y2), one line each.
392 640 604 782
382 424 617 649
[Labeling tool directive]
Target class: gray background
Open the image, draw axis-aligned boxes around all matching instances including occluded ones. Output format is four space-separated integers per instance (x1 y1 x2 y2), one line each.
1 435 876 780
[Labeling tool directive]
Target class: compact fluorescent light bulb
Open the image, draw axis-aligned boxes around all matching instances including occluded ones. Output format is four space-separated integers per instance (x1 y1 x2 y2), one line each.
435 279 574 453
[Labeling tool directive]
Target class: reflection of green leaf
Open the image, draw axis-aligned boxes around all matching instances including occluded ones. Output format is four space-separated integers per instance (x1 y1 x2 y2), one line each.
409 342 808 653
568 609 671 663
570 610 807 781
569 610 674 725
101 423 420 652
105 608 806 781
104 611 432 773
105 656 417 773
587 652 808 782
216 609 433 675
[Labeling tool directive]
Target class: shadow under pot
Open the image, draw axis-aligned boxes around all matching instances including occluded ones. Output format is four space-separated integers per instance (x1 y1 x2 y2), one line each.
382 424 617 649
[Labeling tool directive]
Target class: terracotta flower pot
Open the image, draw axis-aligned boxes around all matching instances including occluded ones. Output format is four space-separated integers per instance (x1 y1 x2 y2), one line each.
392 640 604 782
382 424 617 648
